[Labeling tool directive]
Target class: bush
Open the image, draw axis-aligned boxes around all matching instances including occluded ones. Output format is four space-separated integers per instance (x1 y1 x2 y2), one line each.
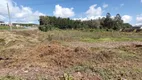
59 73 73 80
39 25 54 32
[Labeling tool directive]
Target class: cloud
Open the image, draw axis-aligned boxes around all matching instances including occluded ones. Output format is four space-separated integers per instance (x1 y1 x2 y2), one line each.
86 4 103 19
122 15 132 23
141 0 142 3
74 4 103 21
103 3 108 8
53 4 75 18
0 0 45 23
120 4 124 7
136 14 142 25
136 14 142 22
73 17 88 21
73 4 104 21
0 15 5 20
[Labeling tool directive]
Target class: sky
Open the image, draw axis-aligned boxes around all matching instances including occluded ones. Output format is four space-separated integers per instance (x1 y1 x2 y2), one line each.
0 0 142 25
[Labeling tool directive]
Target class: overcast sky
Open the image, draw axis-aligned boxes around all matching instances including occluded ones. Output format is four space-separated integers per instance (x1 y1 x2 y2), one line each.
0 0 142 25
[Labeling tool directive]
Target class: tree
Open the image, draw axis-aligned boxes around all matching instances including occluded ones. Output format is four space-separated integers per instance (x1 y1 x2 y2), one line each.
115 14 121 21
106 13 111 19
38 13 132 32
112 14 123 30
122 23 132 28
103 13 113 29
39 16 51 26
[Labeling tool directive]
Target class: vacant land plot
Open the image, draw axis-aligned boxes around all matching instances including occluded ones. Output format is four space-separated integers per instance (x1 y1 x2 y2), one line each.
0 30 142 80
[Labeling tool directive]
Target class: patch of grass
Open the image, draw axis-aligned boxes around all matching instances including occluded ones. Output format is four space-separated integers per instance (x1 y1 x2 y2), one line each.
0 26 24 30
65 65 89 73
92 66 142 80
118 50 139 59
37 76 50 80
0 75 22 80
116 47 142 61
39 30 142 42
81 37 142 42
0 26 10 30
59 73 73 80
0 39 5 46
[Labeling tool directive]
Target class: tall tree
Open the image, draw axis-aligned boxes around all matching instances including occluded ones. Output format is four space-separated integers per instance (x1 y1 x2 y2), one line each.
115 14 121 21
103 13 113 29
113 14 123 30
106 13 111 19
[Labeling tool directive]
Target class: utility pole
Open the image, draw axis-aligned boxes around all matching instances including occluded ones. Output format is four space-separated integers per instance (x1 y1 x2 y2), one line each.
7 3 12 31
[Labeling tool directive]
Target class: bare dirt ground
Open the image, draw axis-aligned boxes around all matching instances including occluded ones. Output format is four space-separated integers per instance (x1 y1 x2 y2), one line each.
0 30 142 80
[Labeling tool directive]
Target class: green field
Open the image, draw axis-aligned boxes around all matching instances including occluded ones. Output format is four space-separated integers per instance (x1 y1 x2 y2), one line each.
39 29 142 42
0 26 24 30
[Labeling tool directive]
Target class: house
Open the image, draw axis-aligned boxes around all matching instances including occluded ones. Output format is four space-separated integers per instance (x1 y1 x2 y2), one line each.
131 25 142 32
120 25 142 32
0 21 8 26
0 21 4 23
12 23 37 27
0 21 4 25
140 25 142 29
132 26 142 29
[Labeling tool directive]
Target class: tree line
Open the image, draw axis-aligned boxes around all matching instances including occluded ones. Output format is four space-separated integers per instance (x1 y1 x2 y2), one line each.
39 13 132 32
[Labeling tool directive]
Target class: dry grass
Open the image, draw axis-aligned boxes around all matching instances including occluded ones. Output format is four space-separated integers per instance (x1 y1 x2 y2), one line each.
0 30 141 80
38 30 142 42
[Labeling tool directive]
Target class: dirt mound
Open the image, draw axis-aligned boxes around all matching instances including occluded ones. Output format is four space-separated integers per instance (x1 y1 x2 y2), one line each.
0 42 141 80
0 43 102 79
0 31 40 49
21 43 91 68
0 42 117 68
95 50 116 62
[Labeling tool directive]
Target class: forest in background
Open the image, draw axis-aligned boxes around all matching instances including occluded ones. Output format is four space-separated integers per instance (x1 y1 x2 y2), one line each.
39 13 132 32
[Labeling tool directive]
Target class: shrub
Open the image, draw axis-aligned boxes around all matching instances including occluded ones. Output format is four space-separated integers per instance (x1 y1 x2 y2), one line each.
59 73 73 80
39 25 54 32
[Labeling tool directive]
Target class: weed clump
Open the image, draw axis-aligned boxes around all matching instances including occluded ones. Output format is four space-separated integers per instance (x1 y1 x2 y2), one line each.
0 39 5 46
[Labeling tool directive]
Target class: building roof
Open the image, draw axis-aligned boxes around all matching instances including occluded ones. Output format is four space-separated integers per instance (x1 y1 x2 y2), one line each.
0 21 4 23
133 25 142 29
